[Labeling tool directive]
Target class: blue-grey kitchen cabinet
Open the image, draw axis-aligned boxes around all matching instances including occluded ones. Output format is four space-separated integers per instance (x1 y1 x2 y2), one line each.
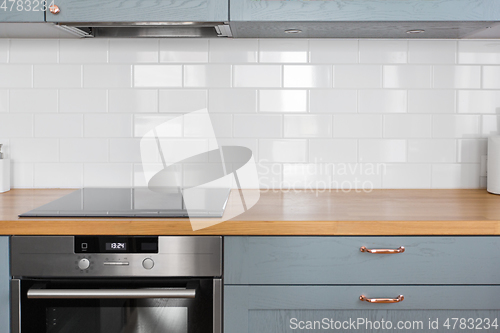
229 0 500 38
0 3 44 22
45 0 228 23
0 237 9 333
224 237 500 333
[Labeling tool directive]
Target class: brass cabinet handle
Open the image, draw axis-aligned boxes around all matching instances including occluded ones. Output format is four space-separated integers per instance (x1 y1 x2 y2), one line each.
360 246 405 254
49 5 60 14
360 295 404 303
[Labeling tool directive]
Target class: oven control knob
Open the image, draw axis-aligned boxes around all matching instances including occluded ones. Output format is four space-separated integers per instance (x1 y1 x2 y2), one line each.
78 258 90 270
142 258 154 270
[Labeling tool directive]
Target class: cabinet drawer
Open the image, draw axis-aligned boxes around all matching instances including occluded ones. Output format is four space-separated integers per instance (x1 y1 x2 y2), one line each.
225 286 500 333
224 237 500 285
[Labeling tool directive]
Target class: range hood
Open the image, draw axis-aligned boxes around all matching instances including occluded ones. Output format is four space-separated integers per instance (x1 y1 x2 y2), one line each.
59 22 232 38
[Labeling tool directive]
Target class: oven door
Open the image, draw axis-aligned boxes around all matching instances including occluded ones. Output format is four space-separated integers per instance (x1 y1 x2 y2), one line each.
11 278 221 333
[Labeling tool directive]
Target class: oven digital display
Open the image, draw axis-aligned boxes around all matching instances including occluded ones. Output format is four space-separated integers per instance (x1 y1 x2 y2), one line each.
75 236 158 253
105 242 127 251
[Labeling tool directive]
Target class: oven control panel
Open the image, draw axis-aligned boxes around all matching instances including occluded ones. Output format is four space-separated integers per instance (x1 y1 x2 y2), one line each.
10 236 222 278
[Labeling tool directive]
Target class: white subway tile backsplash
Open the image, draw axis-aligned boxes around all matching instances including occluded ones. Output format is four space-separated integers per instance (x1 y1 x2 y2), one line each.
334 114 383 138
309 139 357 163
11 162 33 188
0 40 8 63
283 65 332 88
259 39 308 63
209 39 258 63
432 115 481 138
10 138 58 162
59 89 107 113
283 164 332 189
359 139 406 163
10 89 57 113
0 38 497 190
0 90 7 112
233 65 281 88
309 40 358 64
409 40 456 64
334 65 382 88
109 89 158 113
359 40 407 64
383 65 431 89
382 164 431 189
0 114 33 137
134 65 181 88
408 139 456 163
59 39 108 64
309 90 357 113
431 164 480 189
208 89 256 113
233 115 282 138
134 114 182 138
184 65 231 88
84 163 132 187
457 139 487 163
35 114 83 138
332 163 383 190
284 115 332 138
85 114 132 138
34 65 81 88
160 39 208 63
34 163 83 188
60 138 109 163
482 115 500 136
483 66 500 89
358 90 406 113
259 139 307 162
109 39 159 63
85 65 131 88
384 115 431 138
110 138 142 163
433 66 481 89
159 90 207 113
458 41 500 64
458 91 500 114
10 40 58 63
0 65 32 88
259 90 307 113
408 90 455 114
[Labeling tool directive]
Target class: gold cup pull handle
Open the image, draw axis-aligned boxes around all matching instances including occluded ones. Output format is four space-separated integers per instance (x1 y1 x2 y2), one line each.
360 295 404 303
360 246 405 254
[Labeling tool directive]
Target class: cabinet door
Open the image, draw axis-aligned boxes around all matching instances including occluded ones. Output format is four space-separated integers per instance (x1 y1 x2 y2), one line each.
0 237 8 333
0 3 45 22
225 236 500 285
45 0 228 22
230 0 500 22
225 286 500 333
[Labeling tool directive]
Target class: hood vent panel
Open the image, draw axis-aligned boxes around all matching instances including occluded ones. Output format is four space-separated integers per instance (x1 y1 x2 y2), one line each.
61 22 232 38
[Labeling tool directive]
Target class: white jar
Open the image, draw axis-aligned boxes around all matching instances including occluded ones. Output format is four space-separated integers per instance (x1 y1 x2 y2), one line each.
0 159 10 193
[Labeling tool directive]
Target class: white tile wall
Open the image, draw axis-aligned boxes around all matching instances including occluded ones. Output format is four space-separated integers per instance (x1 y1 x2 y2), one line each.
0 38 495 189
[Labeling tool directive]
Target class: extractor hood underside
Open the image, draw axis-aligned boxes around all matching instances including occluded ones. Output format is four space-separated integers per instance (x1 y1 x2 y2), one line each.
59 21 497 38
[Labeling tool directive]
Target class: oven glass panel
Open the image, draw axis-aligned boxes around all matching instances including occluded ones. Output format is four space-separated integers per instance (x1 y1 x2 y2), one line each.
47 303 187 333
19 279 213 333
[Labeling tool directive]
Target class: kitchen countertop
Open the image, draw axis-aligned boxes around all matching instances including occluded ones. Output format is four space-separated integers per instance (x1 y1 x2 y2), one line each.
1 189 500 235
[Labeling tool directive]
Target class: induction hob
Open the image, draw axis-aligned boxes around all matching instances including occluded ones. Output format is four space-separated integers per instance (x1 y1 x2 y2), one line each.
19 188 231 218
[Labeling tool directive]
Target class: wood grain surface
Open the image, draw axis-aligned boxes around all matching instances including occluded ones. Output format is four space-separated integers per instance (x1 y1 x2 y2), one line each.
1 189 500 235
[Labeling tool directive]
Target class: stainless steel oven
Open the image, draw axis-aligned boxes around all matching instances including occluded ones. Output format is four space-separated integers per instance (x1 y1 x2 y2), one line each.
10 236 222 333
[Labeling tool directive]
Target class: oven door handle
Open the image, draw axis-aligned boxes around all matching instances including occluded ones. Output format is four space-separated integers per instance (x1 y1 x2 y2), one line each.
27 288 196 299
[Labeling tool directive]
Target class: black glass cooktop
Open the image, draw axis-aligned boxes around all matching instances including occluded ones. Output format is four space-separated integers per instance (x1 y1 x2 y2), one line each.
19 188 231 218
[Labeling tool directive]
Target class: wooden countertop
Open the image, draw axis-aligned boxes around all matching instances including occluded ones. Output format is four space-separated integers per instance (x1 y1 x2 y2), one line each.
1 189 500 235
